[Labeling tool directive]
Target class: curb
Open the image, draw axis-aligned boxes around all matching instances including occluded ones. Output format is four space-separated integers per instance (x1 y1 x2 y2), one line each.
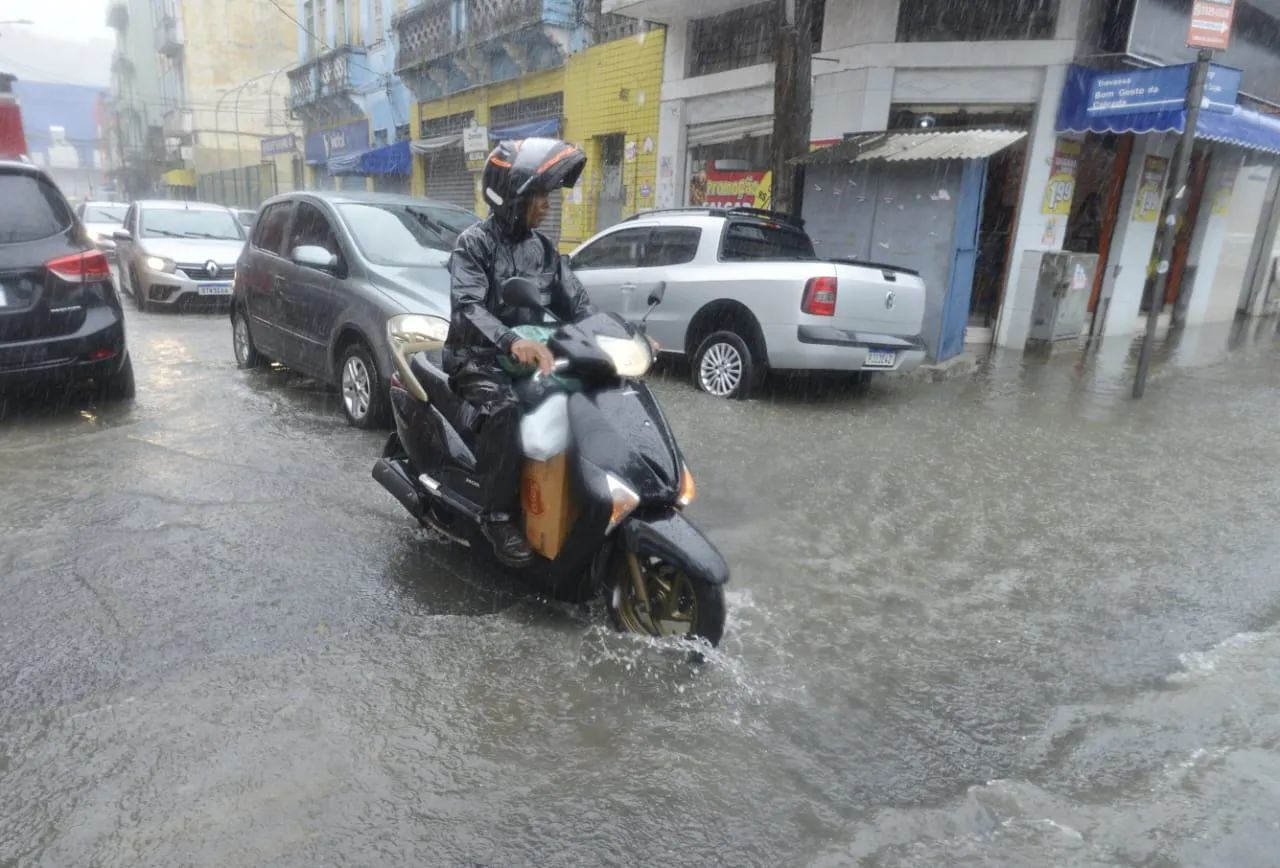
900 351 981 384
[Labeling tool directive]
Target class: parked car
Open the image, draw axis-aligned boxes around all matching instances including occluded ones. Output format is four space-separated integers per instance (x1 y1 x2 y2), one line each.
113 200 247 312
233 208 257 232
230 191 480 428
568 207 929 399
75 200 129 261
0 160 135 400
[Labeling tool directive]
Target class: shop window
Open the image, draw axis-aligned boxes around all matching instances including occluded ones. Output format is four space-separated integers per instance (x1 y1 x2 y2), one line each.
373 128 389 147
896 0 1057 41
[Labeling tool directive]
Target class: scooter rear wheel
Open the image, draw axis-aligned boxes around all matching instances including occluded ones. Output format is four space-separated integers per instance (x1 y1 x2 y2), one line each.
607 553 726 648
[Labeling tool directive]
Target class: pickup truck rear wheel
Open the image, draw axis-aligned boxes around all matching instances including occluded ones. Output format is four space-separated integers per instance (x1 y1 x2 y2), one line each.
692 331 757 400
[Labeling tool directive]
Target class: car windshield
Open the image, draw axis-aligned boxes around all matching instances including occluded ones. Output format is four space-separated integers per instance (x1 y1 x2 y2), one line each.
83 204 128 224
140 208 244 240
337 202 479 266
720 221 818 261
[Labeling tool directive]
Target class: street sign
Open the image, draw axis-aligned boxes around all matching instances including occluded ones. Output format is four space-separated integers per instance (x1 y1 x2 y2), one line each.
1188 0 1236 50
1202 64 1242 112
1087 66 1190 116
1086 63 1240 117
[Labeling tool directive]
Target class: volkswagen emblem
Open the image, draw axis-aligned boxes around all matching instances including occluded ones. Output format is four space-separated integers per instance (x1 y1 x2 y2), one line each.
204 260 219 279
884 290 896 310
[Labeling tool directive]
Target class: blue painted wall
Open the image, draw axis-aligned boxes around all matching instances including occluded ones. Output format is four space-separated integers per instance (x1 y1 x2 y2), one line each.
12 80 106 169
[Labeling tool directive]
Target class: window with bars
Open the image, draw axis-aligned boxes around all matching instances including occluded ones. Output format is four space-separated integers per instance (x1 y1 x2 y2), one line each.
896 0 1057 41
689 2 777 78
489 93 564 127
395 124 411 141
420 110 475 139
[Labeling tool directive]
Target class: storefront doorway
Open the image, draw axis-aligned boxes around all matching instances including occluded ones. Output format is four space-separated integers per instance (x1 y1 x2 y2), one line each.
1063 133 1134 315
685 116 772 208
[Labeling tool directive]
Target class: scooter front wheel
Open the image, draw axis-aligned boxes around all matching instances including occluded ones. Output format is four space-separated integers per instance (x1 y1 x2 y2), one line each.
607 552 726 648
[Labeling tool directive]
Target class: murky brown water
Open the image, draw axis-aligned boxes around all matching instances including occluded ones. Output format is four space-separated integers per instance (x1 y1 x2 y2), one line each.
3 309 1279 866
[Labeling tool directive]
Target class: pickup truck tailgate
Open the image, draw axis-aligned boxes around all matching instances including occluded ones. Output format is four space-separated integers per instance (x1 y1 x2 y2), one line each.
827 260 926 336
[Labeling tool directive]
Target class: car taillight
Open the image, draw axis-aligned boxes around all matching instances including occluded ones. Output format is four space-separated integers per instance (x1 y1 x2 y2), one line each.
47 250 111 283
801 276 838 316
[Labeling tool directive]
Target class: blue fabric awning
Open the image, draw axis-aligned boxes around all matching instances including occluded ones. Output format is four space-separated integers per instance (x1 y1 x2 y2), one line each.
489 117 560 141
327 149 369 176
1057 64 1280 155
360 139 412 175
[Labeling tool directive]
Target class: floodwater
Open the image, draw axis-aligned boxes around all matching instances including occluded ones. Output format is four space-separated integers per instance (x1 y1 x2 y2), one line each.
2 307 1279 867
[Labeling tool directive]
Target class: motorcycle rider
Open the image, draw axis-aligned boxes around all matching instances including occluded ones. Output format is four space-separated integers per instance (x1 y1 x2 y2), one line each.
445 137 595 568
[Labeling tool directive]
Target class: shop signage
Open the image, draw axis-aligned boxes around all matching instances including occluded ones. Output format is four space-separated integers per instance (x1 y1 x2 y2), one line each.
260 133 297 159
303 119 370 163
691 165 773 209
1188 0 1236 50
1041 137 1081 216
1132 155 1169 222
1086 63 1240 117
463 124 489 171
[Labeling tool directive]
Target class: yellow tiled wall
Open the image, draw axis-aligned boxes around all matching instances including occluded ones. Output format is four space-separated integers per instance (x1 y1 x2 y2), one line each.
411 29 666 253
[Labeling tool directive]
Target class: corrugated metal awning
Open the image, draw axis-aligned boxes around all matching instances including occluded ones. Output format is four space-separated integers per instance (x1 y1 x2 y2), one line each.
411 133 462 155
793 129 1028 165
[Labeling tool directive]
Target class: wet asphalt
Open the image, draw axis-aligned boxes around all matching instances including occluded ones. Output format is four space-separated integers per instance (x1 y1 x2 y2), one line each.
3 299 1280 867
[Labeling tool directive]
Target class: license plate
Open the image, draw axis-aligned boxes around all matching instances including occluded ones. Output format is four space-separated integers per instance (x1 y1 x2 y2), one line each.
197 283 232 296
864 348 897 368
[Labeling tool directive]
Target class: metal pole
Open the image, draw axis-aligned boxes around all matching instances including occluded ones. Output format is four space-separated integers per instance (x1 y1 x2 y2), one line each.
214 88 231 204
234 83 247 208
1133 48 1212 399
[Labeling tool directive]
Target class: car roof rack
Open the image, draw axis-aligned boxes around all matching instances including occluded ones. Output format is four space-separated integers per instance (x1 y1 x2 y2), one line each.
622 206 805 230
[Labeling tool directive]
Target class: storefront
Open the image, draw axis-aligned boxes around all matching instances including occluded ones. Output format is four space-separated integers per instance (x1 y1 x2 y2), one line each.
799 128 1027 362
361 139 413 195
488 104 566 242
303 118 370 192
416 110 478 212
685 116 773 208
1054 63 1280 335
260 133 303 198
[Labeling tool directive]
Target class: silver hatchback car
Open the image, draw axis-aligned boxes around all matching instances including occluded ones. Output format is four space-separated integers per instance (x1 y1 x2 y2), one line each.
114 200 248 312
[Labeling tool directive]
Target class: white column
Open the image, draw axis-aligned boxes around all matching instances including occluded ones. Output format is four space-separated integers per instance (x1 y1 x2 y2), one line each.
654 20 688 211
994 63 1068 350
1182 146 1242 325
1095 132 1177 337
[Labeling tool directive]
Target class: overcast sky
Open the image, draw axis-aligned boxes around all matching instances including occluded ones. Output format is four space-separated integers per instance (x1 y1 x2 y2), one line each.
2 0 112 44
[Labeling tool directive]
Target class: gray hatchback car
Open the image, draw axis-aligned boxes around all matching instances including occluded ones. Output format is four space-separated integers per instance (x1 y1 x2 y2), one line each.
230 191 480 428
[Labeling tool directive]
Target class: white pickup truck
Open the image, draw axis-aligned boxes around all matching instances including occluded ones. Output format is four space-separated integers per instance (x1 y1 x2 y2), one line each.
569 206 928 399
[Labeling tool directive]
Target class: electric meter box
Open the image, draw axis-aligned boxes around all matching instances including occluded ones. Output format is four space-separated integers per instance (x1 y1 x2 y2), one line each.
1026 251 1100 346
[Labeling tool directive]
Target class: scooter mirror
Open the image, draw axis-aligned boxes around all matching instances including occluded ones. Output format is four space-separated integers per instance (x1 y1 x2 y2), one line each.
501 276 542 309
647 282 666 307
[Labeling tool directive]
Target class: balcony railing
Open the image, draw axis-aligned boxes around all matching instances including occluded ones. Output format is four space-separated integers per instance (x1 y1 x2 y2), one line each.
162 108 193 138
106 0 128 31
288 45 367 110
157 15 184 56
395 0 571 72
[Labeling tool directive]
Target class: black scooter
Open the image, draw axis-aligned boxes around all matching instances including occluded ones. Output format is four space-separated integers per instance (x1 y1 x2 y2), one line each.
372 276 730 646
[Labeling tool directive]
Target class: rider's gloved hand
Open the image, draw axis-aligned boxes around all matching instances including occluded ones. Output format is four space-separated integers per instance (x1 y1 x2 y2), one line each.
510 338 555 374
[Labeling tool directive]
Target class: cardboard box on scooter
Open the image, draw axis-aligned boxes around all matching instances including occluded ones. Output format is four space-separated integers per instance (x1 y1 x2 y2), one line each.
521 453 576 560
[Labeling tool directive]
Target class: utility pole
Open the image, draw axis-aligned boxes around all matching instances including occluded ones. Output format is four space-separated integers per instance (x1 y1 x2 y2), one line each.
1133 49 1210 398
769 0 815 217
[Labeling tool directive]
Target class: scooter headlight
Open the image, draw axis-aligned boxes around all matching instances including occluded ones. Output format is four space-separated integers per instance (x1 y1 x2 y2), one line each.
605 473 640 535
386 314 450 404
595 334 652 378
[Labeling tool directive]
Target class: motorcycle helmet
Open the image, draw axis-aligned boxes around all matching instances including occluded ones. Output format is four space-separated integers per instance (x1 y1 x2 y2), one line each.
482 137 586 237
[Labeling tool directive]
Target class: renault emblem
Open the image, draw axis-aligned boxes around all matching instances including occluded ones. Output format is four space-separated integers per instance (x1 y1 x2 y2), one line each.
884 290 896 310
205 260 219 279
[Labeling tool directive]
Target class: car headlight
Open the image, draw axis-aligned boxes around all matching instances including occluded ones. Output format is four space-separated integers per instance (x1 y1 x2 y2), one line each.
145 255 176 273
596 334 652 378
386 313 450 348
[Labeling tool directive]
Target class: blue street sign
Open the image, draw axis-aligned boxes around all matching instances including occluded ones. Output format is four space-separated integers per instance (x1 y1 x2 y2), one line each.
1203 64 1242 114
1086 63 1242 117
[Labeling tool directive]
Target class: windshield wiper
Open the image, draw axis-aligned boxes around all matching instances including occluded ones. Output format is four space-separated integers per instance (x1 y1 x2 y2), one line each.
181 231 236 239
144 229 186 238
406 207 448 235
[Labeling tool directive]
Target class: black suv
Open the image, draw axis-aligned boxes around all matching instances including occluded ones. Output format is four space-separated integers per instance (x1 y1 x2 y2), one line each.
0 161 135 400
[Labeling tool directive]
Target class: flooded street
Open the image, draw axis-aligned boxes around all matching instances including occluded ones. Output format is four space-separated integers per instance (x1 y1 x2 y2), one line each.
3 306 1280 867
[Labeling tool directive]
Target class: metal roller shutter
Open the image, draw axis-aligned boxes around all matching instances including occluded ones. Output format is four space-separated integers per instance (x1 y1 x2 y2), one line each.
425 149 476 212
686 116 773 148
373 173 412 195
543 188 564 247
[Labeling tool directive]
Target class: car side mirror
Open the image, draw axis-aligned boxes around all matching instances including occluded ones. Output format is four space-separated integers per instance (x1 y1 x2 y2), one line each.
501 275 542 309
647 282 666 307
112 229 133 242
291 245 339 273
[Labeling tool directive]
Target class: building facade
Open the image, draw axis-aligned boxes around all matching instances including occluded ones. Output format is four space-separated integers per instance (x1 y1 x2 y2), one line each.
106 0 166 199
607 0 1280 357
12 80 112 201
